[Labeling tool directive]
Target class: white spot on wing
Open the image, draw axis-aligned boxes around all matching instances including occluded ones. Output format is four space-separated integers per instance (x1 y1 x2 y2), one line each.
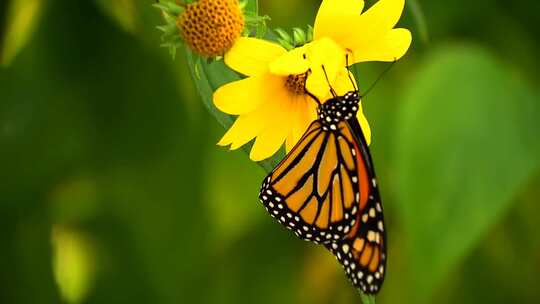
367 275 373 284
362 214 369 223
367 230 376 242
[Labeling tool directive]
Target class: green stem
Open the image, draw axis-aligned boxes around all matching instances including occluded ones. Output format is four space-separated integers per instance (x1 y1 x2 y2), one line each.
361 294 376 304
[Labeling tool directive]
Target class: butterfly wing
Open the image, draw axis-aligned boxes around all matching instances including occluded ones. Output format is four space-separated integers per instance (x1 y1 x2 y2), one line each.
325 119 387 294
259 120 362 243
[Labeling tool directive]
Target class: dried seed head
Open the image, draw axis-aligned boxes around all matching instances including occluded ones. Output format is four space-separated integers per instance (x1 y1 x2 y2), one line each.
178 0 244 57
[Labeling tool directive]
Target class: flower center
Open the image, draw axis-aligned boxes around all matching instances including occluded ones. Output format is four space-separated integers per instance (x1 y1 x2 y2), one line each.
285 74 307 95
178 0 244 57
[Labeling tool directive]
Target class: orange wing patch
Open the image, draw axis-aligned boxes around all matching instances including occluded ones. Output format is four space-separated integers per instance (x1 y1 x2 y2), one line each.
286 175 313 212
330 175 344 223
272 128 324 195
317 133 338 196
300 197 318 224
325 121 386 295
326 194 386 294
271 122 322 179
259 121 362 244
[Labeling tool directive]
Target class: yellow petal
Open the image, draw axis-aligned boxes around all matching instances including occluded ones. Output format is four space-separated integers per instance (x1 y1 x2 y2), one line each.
311 67 357 105
269 46 310 76
225 37 286 76
345 0 406 54
249 101 293 161
356 105 372 145
217 111 266 149
314 0 407 63
306 66 333 99
214 73 283 115
304 38 346 98
250 125 288 161
352 28 412 62
314 0 365 41
330 68 357 97
217 74 295 160
356 0 405 35
285 96 317 152
285 133 296 153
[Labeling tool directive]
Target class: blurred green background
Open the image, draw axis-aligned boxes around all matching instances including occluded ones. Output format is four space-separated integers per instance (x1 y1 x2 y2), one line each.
1 0 539 303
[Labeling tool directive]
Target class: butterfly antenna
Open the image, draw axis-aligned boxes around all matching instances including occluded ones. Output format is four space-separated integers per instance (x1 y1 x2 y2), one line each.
345 54 358 91
360 59 397 99
321 65 337 97
304 71 321 105
305 90 321 106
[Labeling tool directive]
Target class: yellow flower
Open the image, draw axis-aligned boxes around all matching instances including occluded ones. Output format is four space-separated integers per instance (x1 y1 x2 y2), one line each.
307 0 412 96
315 0 411 61
213 0 411 161
214 38 364 161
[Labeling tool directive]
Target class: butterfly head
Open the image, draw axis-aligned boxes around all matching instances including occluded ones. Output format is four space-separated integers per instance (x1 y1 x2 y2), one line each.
318 90 360 130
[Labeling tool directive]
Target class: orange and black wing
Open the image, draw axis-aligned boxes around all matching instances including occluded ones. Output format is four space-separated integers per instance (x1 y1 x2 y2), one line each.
325 120 386 294
259 120 363 244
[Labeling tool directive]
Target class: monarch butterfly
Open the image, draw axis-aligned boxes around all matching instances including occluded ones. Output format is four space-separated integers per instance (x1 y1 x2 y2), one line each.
258 67 386 294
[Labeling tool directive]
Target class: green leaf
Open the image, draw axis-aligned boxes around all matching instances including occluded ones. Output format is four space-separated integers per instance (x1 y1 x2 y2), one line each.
183 0 284 173
406 0 429 43
185 48 235 129
0 0 44 66
394 46 540 303
94 0 138 33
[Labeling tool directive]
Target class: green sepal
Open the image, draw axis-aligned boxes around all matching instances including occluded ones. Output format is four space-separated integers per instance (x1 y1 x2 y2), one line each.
274 28 292 44
244 13 270 24
156 23 177 36
278 39 293 50
152 1 184 17
306 25 314 43
239 0 248 10
154 1 185 59
292 27 306 46
273 26 313 50
244 12 270 39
